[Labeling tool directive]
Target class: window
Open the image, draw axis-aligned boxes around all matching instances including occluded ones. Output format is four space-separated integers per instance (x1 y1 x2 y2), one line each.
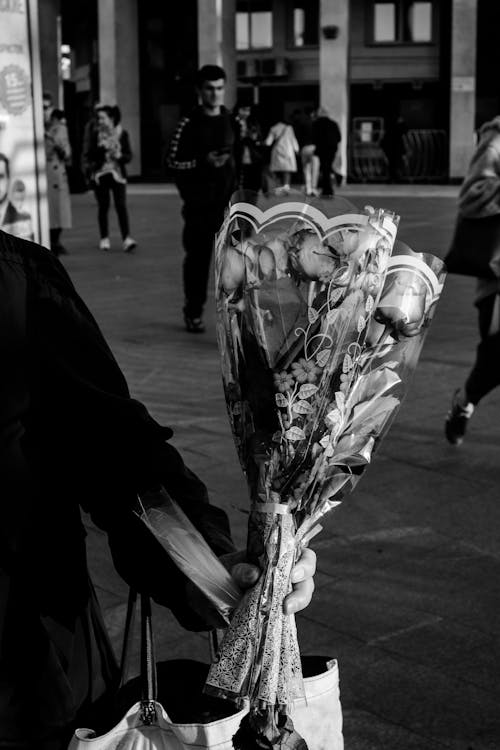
236 1 273 51
291 0 319 47
372 1 433 44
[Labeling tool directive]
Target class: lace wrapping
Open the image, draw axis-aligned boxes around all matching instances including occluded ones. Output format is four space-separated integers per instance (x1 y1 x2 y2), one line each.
206 510 304 707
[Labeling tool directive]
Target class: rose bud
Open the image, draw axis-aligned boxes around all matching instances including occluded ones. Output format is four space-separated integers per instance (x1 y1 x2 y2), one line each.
221 247 246 293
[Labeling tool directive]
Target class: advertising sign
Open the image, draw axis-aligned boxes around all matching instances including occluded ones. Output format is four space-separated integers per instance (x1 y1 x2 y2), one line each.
0 0 49 246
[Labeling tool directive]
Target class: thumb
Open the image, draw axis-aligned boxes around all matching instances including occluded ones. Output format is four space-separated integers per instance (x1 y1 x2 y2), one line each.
231 562 261 589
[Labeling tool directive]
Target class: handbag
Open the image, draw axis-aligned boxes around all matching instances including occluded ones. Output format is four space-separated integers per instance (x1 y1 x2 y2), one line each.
444 213 500 279
69 590 343 750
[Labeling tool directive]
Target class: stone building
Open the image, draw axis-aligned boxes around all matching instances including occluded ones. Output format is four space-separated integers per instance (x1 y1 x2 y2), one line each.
38 0 494 183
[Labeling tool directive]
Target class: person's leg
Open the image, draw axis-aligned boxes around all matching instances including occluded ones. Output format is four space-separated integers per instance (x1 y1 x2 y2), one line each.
465 294 500 404
94 178 110 244
182 203 217 330
311 155 320 194
319 154 334 196
303 158 312 194
446 293 500 444
110 180 135 250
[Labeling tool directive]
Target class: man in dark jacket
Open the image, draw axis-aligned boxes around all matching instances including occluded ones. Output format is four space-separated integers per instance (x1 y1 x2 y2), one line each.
0 229 315 748
167 65 238 333
312 108 341 198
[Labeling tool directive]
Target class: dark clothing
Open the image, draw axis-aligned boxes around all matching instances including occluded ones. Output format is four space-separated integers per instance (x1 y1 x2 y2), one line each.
94 174 130 239
465 292 500 404
0 230 234 743
168 106 237 317
82 127 132 184
312 116 341 197
233 114 264 193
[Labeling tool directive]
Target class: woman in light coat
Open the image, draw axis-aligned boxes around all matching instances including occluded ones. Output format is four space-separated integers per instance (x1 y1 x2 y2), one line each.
265 120 299 195
44 94 72 256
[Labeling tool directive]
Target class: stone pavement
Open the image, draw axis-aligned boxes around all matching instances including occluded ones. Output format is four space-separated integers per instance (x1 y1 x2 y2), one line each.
60 184 500 749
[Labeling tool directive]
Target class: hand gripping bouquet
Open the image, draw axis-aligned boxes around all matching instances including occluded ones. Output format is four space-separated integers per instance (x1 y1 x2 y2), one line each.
207 192 446 749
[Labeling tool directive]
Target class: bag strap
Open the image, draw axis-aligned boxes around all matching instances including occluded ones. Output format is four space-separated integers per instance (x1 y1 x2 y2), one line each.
120 588 158 725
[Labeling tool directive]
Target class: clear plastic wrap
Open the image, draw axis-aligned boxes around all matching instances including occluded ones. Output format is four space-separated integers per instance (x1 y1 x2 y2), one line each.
136 487 241 624
206 191 446 747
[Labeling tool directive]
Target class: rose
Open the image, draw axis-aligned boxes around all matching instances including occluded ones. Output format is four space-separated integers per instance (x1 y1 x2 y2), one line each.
290 230 340 281
221 247 246 293
371 269 427 339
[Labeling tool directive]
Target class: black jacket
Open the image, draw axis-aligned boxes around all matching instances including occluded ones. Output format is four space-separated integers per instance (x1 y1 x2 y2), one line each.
167 106 237 208
312 116 341 157
0 231 234 740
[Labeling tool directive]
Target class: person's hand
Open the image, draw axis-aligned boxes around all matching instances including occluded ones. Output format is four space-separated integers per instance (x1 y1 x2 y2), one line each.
223 546 317 615
207 150 230 168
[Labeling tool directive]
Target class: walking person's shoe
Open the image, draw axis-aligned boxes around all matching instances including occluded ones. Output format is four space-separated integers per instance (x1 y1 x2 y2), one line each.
99 238 110 251
445 388 475 445
123 236 137 253
184 314 205 334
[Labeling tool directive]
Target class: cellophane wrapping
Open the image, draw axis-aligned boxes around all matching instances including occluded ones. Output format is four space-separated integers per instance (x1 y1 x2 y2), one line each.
206 192 446 744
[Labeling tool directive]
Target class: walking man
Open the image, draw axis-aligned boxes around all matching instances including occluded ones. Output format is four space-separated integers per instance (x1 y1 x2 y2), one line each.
312 107 341 198
167 65 237 333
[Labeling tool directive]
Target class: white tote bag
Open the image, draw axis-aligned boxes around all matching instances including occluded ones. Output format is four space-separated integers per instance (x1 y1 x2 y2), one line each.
69 592 343 750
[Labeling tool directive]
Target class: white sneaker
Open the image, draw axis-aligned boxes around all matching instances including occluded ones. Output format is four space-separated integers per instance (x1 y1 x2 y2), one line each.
99 238 110 251
123 236 137 253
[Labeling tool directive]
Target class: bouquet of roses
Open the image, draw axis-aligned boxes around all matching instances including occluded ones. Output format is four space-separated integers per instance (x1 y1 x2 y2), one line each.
205 193 445 749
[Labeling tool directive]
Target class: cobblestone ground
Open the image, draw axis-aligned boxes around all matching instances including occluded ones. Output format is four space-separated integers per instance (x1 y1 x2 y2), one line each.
61 185 500 749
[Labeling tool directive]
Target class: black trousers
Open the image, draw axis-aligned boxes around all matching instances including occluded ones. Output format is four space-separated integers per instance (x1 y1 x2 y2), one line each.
465 293 500 405
182 202 225 319
317 151 336 196
93 174 130 239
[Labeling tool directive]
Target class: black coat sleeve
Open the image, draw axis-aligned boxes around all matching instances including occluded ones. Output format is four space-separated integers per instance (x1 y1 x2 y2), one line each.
28 245 235 629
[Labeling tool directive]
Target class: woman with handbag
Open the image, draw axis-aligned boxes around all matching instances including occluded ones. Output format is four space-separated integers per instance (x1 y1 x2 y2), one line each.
0 227 316 750
444 117 500 444
82 104 137 253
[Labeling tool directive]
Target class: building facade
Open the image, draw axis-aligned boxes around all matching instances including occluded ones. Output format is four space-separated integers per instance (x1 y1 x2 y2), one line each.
39 0 495 183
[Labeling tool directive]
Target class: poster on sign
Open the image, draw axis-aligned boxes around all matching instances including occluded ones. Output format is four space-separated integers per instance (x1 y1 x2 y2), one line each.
0 0 48 245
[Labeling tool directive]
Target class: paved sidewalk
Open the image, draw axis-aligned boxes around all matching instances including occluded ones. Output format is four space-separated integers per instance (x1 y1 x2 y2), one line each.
61 185 499 749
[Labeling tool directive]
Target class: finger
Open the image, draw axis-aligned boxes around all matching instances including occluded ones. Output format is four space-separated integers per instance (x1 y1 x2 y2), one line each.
283 576 315 616
290 547 316 584
219 549 247 572
231 562 261 589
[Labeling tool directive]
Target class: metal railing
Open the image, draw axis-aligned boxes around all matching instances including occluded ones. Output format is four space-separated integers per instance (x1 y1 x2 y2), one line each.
349 129 448 182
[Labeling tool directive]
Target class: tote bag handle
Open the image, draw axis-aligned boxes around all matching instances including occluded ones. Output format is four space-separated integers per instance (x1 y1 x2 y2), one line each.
119 589 158 725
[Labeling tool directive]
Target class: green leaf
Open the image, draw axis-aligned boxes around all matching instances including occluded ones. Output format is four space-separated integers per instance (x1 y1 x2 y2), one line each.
348 367 401 410
316 348 331 367
298 383 319 399
329 288 344 306
349 395 400 435
284 426 306 441
293 399 313 414
308 306 319 323
335 391 345 410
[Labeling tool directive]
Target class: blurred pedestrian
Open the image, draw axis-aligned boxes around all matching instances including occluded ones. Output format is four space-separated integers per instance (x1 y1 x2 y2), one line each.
81 101 102 186
312 107 341 198
81 104 136 253
445 116 500 445
233 101 264 194
296 107 320 197
0 154 34 240
167 64 238 333
0 226 316 748
265 118 299 195
43 92 72 256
